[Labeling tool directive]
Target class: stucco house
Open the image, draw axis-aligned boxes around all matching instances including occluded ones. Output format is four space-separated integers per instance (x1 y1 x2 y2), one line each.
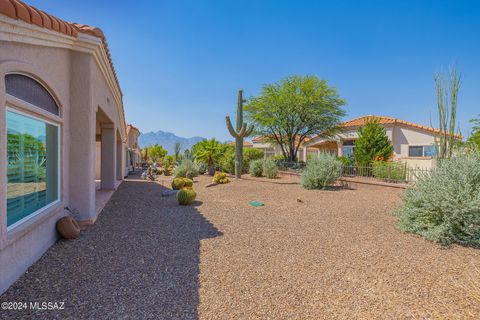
302 115 463 169
0 1 131 293
251 136 318 160
126 124 141 173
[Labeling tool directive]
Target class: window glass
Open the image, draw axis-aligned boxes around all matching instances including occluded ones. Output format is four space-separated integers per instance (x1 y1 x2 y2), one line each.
408 146 424 157
342 146 354 157
6 110 59 227
423 145 436 157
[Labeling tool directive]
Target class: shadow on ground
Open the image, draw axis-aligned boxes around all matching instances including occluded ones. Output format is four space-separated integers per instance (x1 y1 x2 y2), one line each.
0 175 222 320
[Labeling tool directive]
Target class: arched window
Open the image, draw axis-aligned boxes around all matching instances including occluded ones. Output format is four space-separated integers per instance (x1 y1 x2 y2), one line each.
5 74 60 229
5 74 59 116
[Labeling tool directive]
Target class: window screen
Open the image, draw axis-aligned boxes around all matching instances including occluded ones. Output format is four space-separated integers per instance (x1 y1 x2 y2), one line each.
5 74 59 116
408 146 424 157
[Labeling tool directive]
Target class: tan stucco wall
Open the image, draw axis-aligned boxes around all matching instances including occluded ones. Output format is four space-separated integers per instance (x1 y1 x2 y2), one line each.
0 38 127 293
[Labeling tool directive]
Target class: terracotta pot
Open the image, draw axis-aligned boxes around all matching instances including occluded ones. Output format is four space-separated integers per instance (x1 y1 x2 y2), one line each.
56 216 80 240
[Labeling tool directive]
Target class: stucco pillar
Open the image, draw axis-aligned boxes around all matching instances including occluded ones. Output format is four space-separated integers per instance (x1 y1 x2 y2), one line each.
69 51 95 220
100 123 116 190
302 147 307 162
116 138 123 180
337 141 343 157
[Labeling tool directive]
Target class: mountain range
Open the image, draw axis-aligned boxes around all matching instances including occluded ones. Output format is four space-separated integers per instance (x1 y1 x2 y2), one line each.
138 130 205 154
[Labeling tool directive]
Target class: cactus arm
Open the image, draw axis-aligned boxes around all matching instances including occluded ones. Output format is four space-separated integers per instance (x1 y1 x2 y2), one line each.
226 116 239 138
245 123 254 137
237 123 247 137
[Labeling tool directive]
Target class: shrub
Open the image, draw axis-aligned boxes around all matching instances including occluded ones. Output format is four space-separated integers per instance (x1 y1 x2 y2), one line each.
171 178 185 190
372 161 406 181
300 153 342 189
353 118 394 166
175 159 199 179
176 189 197 205
396 150 480 245
213 171 229 184
219 147 235 174
243 148 264 172
196 161 208 175
249 159 263 177
262 159 278 179
337 156 354 167
182 178 193 187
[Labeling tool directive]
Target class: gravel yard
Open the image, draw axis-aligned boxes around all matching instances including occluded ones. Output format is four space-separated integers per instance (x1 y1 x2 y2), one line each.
1 174 479 319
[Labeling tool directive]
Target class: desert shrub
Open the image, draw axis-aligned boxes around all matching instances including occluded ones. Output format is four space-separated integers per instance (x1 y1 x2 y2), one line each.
196 161 208 175
249 159 264 177
213 171 229 184
300 153 342 189
262 159 278 179
175 159 199 179
171 178 185 190
396 150 480 245
243 148 264 172
219 147 235 174
372 161 406 181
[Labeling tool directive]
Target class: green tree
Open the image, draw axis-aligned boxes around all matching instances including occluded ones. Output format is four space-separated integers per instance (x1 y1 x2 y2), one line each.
245 75 346 162
192 138 223 175
469 115 480 149
147 144 167 163
353 119 394 166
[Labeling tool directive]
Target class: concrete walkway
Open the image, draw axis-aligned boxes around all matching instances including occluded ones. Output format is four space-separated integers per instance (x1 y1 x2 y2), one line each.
0 174 221 319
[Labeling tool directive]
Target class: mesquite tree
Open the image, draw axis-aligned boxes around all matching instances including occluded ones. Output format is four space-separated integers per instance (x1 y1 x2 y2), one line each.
245 75 346 162
226 90 254 178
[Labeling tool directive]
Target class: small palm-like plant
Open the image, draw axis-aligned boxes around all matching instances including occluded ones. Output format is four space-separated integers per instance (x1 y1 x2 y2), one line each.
193 138 223 175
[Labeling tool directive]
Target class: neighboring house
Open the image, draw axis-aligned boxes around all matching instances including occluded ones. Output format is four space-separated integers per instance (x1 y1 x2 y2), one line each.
0 2 129 293
252 136 317 160
303 115 463 169
228 140 253 148
125 124 141 174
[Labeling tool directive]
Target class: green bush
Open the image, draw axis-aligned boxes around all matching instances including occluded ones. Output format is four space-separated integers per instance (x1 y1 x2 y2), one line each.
196 161 208 175
219 146 235 174
396 151 480 245
372 161 406 182
249 159 264 177
175 159 199 179
262 159 278 179
337 156 354 166
300 153 342 189
243 148 264 172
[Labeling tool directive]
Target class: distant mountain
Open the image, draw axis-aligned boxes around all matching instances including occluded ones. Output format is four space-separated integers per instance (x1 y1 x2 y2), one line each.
138 130 205 154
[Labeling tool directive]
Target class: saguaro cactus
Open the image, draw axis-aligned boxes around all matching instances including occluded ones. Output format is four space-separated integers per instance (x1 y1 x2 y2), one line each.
226 90 254 178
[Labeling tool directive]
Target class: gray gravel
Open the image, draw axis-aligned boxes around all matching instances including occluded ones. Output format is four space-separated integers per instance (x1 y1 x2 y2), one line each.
1 173 480 319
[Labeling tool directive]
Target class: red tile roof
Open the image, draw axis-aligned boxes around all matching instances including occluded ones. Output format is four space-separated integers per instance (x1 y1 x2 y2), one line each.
340 115 463 139
228 140 253 147
0 0 122 95
252 135 311 144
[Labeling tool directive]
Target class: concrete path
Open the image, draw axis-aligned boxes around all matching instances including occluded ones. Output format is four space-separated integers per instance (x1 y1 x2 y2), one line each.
0 174 221 319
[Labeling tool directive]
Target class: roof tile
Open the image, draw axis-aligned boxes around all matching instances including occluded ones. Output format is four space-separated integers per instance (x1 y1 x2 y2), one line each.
12 0 30 23
0 0 15 19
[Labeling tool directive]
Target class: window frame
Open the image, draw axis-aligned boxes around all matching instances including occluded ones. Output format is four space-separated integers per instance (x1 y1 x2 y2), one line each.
5 106 61 232
408 145 436 158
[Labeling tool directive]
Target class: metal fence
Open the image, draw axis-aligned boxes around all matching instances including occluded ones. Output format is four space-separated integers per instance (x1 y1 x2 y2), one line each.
341 164 432 184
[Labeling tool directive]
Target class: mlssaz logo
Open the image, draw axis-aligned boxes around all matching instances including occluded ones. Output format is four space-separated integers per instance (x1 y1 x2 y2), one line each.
30 301 65 310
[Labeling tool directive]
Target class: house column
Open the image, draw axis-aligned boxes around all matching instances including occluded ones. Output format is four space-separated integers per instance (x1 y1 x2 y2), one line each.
116 138 123 180
69 51 96 220
302 147 307 162
100 123 116 190
337 141 343 157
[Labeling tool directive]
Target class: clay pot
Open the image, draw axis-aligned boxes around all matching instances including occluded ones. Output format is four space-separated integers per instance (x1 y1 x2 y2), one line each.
56 216 80 240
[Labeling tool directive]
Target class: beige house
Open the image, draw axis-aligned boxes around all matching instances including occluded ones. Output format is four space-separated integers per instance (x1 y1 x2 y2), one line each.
251 136 318 160
303 115 463 169
126 124 141 173
0 2 131 293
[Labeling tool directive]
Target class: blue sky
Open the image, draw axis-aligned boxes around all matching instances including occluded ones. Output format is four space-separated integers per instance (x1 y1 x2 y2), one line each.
29 0 480 140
